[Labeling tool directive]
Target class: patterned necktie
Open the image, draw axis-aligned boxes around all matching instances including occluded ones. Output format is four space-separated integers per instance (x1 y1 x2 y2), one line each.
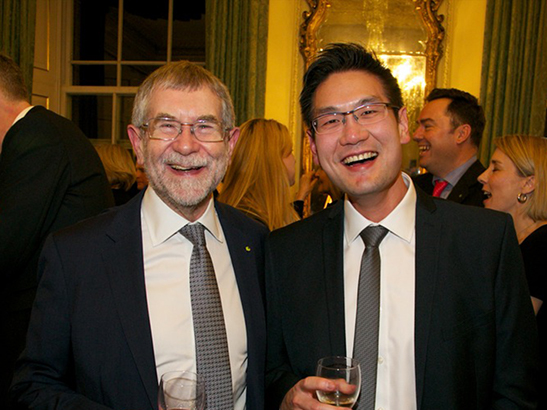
353 225 389 410
432 179 449 197
180 223 234 410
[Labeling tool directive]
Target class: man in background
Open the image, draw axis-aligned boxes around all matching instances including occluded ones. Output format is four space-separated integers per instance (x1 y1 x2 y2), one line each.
0 53 113 407
412 88 486 206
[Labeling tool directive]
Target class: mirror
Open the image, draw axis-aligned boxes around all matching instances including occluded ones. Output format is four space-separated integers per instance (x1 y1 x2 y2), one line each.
300 0 445 178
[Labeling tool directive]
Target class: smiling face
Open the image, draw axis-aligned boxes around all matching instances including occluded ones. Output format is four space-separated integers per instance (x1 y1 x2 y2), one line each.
128 86 238 220
308 70 410 219
478 148 530 217
413 98 461 178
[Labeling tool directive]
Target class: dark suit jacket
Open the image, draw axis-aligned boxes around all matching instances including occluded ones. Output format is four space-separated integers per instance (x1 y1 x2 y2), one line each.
0 106 113 406
413 159 486 207
10 192 268 410
265 191 538 410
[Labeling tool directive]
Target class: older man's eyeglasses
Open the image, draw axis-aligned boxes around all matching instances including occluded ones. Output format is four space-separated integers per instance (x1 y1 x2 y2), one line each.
140 117 228 143
312 102 399 135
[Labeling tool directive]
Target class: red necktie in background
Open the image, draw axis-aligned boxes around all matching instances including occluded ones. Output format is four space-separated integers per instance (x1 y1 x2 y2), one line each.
432 180 449 197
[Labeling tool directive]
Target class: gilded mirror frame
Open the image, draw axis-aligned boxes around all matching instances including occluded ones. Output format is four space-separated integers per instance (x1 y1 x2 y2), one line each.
299 0 445 176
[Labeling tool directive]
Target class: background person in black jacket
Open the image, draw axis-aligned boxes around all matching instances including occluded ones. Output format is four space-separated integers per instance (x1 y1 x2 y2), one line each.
0 53 113 408
412 88 486 206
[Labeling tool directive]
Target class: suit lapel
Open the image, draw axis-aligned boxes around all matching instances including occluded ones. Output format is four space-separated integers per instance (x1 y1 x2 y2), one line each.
214 202 266 409
322 201 347 356
414 191 442 409
103 191 158 409
215 202 266 341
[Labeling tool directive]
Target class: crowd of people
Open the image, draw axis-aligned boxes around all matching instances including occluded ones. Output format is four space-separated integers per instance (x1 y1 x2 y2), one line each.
0 41 544 410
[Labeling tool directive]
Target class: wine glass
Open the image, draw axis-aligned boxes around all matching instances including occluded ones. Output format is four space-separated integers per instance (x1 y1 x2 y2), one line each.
158 371 205 410
316 356 361 408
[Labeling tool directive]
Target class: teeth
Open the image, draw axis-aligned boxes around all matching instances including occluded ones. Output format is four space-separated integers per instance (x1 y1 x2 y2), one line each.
483 191 492 199
418 146 430 152
171 164 199 171
343 152 378 165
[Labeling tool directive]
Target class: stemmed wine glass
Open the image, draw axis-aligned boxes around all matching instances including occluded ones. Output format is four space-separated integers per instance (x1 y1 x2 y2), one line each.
316 356 361 408
158 371 205 410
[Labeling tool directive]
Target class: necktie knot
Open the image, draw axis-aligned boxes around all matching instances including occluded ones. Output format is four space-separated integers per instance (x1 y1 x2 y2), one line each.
432 179 449 197
360 225 389 248
180 223 206 246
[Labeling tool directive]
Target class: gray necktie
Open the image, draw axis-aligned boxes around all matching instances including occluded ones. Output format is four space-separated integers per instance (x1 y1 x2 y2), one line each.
353 225 389 410
180 223 234 410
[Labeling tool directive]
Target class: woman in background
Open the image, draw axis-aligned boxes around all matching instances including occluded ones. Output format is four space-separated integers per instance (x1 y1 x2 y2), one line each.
218 118 316 231
95 143 138 205
478 134 546 409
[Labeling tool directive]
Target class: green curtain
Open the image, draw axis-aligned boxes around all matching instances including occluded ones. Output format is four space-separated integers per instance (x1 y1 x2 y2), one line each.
479 0 547 164
0 0 37 99
206 0 269 125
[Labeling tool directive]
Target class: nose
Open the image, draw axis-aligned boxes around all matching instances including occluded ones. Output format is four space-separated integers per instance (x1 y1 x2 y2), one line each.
339 115 369 145
170 125 201 153
477 169 489 185
412 125 423 141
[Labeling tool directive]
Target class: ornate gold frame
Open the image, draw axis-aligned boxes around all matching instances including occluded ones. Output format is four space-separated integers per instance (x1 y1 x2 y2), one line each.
298 0 445 176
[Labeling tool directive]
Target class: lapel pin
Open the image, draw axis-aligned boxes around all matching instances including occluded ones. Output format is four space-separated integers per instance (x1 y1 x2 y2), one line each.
245 246 251 252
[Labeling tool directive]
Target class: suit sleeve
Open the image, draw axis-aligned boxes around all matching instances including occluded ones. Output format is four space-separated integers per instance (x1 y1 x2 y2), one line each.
9 236 113 410
0 128 72 281
264 237 301 410
492 217 539 409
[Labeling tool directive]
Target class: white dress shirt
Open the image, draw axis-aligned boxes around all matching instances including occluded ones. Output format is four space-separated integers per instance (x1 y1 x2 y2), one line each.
344 173 417 410
141 188 247 410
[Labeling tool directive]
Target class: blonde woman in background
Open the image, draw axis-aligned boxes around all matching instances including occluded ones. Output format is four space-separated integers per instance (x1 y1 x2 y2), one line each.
218 118 316 230
95 143 139 205
478 134 546 409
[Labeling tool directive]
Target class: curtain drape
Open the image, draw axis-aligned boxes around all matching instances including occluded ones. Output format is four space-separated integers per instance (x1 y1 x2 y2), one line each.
479 0 547 164
0 0 37 99
205 0 269 126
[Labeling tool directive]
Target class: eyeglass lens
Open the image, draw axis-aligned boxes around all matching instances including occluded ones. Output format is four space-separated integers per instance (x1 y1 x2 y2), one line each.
147 118 224 142
314 103 390 134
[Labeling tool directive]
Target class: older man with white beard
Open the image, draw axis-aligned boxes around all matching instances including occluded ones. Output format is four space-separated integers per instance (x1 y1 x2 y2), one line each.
10 61 268 410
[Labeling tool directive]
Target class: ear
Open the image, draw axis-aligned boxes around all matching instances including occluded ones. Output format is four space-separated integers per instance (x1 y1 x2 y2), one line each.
522 175 536 195
397 106 410 144
454 124 472 145
127 124 145 165
226 127 240 157
307 128 321 167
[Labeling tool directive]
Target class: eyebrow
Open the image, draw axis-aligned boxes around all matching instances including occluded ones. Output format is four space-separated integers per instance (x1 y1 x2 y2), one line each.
314 97 386 116
154 113 220 123
416 117 435 125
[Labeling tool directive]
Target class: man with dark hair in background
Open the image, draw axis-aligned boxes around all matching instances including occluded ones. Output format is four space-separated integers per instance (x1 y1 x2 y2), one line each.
413 88 486 206
0 53 114 408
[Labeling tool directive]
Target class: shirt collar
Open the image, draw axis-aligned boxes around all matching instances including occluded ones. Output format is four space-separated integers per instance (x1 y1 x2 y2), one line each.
344 172 416 245
141 187 224 246
12 105 34 126
433 155 477 187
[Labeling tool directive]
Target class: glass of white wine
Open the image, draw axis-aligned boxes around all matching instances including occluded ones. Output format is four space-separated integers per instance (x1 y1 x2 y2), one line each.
158 371 205 410
316 356 361 408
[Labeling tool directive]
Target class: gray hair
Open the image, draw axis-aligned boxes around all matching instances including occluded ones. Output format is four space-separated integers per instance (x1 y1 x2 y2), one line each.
131 61 235 130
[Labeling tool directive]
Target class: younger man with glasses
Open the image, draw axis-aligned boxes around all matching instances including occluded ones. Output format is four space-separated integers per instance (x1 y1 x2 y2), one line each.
11 61 268 410
265 43 538 410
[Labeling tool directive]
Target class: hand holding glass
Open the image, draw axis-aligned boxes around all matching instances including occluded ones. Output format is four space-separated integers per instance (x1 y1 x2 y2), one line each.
316 356 361 408
158 371 205 410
